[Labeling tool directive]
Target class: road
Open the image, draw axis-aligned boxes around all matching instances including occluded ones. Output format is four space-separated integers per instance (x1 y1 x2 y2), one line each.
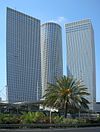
0 127 100 132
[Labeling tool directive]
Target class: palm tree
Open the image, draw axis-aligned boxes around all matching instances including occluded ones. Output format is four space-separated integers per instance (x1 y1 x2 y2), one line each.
43 76 90 118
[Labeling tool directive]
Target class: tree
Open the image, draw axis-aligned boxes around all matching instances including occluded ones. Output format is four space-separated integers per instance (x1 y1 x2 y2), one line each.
43 76 90 118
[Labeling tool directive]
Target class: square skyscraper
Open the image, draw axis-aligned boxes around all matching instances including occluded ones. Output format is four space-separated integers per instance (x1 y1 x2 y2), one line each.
6 7 41 103
65 19 96 110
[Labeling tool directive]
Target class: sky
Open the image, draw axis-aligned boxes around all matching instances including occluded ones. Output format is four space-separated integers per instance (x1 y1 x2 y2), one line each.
0 0 100 101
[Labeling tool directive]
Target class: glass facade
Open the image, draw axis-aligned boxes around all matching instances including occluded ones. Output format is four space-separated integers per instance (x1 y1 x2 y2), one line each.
65 19 96 110
41 22 63 96
6 7 42 103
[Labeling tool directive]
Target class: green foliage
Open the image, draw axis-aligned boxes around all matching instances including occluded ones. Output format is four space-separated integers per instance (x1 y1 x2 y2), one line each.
52 116 64 124
20 112 46 124
0 113 20 124
0 112 100 127
33 112 46 123
77 118 87 125
97 115 100 122
43 76 90 117
21 112 35 124
50 116 87 125
62 118 78 125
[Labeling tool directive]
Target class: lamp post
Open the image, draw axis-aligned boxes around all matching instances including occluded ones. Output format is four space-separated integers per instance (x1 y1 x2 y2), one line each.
50 108 52 123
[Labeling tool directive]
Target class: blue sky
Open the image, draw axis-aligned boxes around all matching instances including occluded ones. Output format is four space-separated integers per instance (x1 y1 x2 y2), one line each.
0 0 100 101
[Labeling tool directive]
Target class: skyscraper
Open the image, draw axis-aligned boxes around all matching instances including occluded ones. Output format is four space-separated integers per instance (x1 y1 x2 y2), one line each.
65 19 96 110
6 7 41 103
41 22 63 96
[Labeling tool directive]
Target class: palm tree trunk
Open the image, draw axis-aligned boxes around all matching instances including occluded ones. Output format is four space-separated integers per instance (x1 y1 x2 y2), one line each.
64 102 68 118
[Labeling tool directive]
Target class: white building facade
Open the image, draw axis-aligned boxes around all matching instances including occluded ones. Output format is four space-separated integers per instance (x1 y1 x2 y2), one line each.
41 22 63 96
65 19 96 110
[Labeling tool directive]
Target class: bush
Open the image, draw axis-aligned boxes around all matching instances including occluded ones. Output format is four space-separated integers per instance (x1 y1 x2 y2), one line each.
0 113 20 124
77 118 87 125
20 112 35 124
51 116 87 126
0 112 99 126
52 116 64 124
33 112 46 123
62 118 78 125
20 112 46 124
97 116 100 122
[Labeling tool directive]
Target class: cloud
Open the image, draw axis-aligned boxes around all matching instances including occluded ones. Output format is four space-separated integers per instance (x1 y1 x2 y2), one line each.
48 16 69 25
57 16 66 23
48 20 58 23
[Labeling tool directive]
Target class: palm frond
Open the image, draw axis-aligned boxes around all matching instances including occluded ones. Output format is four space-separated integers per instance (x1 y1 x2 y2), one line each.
43 76 90 115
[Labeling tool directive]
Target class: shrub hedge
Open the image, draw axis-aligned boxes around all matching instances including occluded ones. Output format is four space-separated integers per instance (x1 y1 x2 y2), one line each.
0 112 100 127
